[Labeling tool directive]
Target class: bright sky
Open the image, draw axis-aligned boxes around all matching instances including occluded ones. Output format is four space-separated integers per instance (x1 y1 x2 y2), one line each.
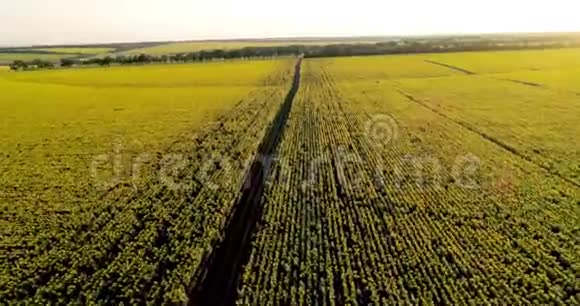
1 0 579 47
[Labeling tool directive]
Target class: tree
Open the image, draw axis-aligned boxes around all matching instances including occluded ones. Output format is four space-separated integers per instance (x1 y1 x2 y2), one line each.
31 59 54 69
60 58 76 67
100 56 114 66
136 54 151 63
9 60 27 71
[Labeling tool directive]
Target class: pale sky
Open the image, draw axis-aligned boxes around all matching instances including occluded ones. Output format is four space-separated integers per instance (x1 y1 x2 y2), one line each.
1 0 579 47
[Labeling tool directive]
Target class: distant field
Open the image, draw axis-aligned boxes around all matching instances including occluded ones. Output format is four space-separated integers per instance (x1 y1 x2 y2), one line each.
7 60 287 87
0 47 116 64
427 48 580 73
0 53 74 64
320 54 461 81
492 67 580 93
318 48 580 182
27 47 115 54
124 40 382 55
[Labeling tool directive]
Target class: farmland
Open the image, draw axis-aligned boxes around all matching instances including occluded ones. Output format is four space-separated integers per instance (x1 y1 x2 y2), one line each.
123 40 383 55
0 47 116 65
0 53 75 64
236 54 579 304
1 47 579 304
26 47 114 55
0 59 295 303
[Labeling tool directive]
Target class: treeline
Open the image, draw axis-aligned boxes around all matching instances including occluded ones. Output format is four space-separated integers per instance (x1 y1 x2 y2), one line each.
9 34 580 71
9 59 56 70
305 38 580 57
9 47 308 70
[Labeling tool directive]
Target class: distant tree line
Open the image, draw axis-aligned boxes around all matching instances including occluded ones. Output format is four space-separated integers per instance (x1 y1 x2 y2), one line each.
9 34 580 71
9 59 56 70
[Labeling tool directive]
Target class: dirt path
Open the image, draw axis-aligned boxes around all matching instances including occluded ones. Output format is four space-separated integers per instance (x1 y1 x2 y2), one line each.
189 58 303 306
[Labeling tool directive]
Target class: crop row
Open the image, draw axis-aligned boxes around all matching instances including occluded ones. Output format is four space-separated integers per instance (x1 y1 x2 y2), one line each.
0 64 294 304
236 60 579 305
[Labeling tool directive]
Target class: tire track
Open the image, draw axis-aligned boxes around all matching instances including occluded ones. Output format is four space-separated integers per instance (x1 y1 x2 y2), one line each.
501 78 543 88
425 60 476 75
395 88 580 189
189 57 303 306
425 59 550 89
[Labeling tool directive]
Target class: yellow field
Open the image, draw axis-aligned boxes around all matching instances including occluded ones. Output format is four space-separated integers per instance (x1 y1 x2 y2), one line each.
3 47 579 304
0 59 291 211
492 67 580 93
316 54 460 81
427 48 580 73
6 60 286 87
238 51 579 304
397 75 579 180
318 49 580 183
0 59 296 303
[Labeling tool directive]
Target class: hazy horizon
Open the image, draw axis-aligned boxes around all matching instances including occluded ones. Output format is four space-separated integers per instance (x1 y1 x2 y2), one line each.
2 0 579 47
3 31 580 49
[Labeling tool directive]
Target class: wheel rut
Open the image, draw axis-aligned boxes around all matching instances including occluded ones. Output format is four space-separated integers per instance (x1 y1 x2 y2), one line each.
425 60 476 75
189 57 303 306
396 88 580 189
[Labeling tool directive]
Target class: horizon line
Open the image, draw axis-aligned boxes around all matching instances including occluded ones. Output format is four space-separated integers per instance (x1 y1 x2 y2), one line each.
2 30 580 49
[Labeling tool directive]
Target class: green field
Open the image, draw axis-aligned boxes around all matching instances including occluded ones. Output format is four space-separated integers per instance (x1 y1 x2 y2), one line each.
1 48 579 304
124 39 382 55
27 47 115 54
0 53 74 64
0 47 116 65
